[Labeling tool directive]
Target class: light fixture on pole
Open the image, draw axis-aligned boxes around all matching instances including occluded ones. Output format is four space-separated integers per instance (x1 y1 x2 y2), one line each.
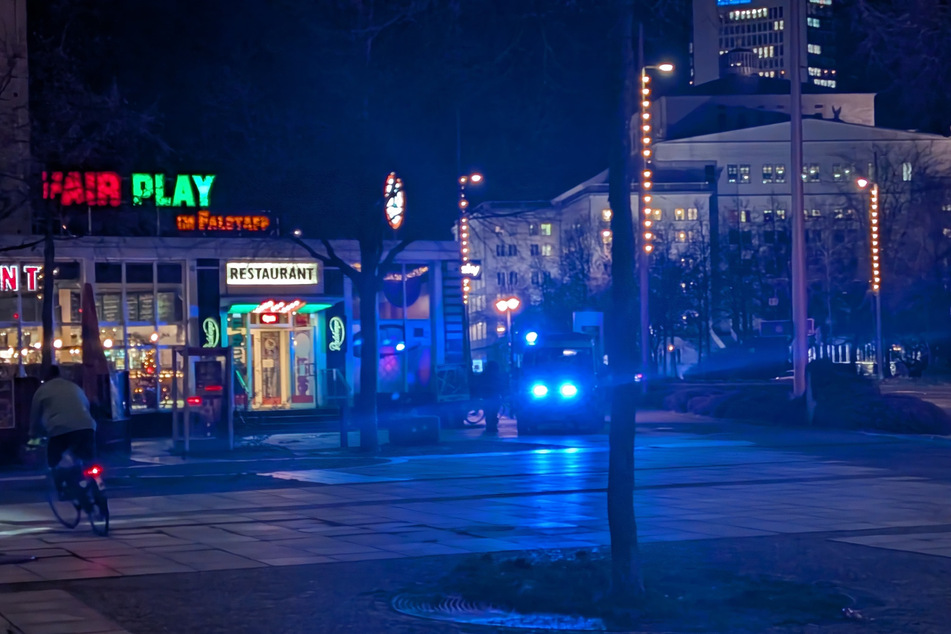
639 61 674 381
494 296 520 369
857 177 884 380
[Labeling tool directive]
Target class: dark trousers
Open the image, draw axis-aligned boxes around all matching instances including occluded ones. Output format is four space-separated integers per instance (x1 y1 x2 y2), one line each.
47 429 96 469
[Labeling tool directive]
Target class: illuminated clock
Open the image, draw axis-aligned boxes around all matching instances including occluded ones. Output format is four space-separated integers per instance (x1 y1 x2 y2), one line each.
383 172 405 230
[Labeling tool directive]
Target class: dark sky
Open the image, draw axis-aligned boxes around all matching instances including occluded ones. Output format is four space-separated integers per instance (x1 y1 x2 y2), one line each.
29 0 936 240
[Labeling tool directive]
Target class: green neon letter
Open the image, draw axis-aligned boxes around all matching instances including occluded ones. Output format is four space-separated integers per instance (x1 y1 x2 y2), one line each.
132 173 153 205
154 174 172 206
192 175 216 207
172 174 197 206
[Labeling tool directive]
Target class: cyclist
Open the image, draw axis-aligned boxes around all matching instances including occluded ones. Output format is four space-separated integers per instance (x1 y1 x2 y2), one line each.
29 366 97 472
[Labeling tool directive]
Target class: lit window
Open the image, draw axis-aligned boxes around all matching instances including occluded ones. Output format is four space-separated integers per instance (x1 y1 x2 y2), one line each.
832 164 844 181
541 244 553 257
727 164 738 183
807 43 822 54
811 209 822 217
601 230 612 245
763 164 774 183
776 209 787 220
540 223 552 236
740 210 749 223
601 208 612 222
763 209 773 223
529 223 539 236
903 162 913 182
652 209 662 221
675 208 685 221
687 207 698 221
676 231 687 243
775 165 786 183
739 165 751 183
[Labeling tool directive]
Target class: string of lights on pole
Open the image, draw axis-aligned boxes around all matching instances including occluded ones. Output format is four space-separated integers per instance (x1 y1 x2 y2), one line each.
639 63 672 255
857 178 881 292
458 173 483 305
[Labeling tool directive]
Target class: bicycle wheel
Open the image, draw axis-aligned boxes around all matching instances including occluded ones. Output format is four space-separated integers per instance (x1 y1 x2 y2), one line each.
86 484 110 536
47 472 81 529
464 408 485 425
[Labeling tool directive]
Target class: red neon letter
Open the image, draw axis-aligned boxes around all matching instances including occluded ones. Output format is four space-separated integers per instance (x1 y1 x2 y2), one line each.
0 266 17 292
61 172 84 205
96 172 121 206
23 266 40 292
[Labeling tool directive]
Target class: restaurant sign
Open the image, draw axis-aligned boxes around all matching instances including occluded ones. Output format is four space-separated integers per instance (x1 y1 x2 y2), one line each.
0 265 42 292
225 262 319 286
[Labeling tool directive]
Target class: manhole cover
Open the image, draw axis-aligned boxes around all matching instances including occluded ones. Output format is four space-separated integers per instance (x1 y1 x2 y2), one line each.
392 594 605 630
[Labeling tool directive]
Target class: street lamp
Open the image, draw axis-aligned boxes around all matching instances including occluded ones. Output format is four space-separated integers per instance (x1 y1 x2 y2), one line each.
857 177 884 380
639 61 674 380
495 296 520 370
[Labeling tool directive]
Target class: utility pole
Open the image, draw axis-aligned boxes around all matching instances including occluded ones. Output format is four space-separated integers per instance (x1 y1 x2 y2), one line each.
789 0 808 399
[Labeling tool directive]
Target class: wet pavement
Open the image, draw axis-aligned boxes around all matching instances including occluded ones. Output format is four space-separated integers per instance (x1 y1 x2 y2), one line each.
1 410 950 632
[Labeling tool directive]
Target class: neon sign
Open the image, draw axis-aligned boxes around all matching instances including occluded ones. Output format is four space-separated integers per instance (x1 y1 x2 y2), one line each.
177 212 271 232
383 172 405 230
328 316 345 352
0 265 42 292
202 318 220 348
42 171 121 207
42 171 216 207
132 173 215 207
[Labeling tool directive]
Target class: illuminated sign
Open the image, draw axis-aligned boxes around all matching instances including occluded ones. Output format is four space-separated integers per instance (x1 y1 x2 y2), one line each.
132 173 215 207
460 261 482 279
328 316 345 352
383 172 405 230
42 171 216 207
0 265 42 292
202 318 220 348
260 314 279 324
177 212 271 232
253 300 304 314
42 171 121 207
717 0 752 5
226 262 318 286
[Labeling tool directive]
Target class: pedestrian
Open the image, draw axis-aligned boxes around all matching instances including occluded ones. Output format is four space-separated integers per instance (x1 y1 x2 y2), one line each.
481 360 507 434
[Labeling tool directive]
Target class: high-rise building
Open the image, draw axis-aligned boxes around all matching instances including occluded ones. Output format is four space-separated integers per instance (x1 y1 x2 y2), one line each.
692 0 836 88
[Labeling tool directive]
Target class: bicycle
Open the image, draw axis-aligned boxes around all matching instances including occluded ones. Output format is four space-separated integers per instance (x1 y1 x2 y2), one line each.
47 450 110 536
463 398 513 426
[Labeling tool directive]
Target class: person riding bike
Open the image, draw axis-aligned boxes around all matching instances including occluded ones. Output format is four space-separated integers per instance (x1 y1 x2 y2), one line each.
29 366 97 472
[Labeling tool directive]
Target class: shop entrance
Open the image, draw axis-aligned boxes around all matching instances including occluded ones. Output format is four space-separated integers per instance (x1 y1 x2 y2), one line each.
227 305 326 411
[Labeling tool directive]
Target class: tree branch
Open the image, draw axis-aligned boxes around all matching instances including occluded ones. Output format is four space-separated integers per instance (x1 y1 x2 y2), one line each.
292 236 361 280
0 238 44 253
376 238 415 280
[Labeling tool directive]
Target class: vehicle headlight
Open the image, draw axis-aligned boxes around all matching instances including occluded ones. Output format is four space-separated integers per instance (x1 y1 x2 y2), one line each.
530 383 549 398
559 382 579 398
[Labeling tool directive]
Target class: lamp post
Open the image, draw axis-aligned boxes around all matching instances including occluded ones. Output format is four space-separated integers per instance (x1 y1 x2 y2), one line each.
857 177 884 380
495 296 520 370
458 172 483 375
638 61 674 381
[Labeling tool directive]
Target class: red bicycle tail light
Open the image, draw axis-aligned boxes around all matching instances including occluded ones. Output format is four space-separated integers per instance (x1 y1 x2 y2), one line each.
186 396 203 406
85 465 102 477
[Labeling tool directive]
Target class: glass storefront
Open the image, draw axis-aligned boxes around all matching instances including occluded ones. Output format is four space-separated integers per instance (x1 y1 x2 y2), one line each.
227 309 322 410
354 264 433 396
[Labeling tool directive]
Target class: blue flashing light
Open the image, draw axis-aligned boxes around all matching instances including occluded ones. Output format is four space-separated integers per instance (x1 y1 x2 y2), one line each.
395 342 406 352
525 331 539 345
559 382 579 398
530 383 549 398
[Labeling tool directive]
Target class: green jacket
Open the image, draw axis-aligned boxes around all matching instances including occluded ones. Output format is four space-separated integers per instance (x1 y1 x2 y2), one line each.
29 378 97 438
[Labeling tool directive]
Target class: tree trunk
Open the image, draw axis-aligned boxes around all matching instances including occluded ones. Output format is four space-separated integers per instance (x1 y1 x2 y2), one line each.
356 272 380 452
606 2 643 598
41 206 55 375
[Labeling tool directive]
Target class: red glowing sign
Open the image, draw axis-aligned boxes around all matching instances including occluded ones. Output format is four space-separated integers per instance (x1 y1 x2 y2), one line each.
0 265 41 292
260 313 278 324
42 171 121 207
186 396 203 406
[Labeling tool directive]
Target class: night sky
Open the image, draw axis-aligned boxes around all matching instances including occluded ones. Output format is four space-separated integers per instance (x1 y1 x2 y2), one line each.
25 0 943 239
